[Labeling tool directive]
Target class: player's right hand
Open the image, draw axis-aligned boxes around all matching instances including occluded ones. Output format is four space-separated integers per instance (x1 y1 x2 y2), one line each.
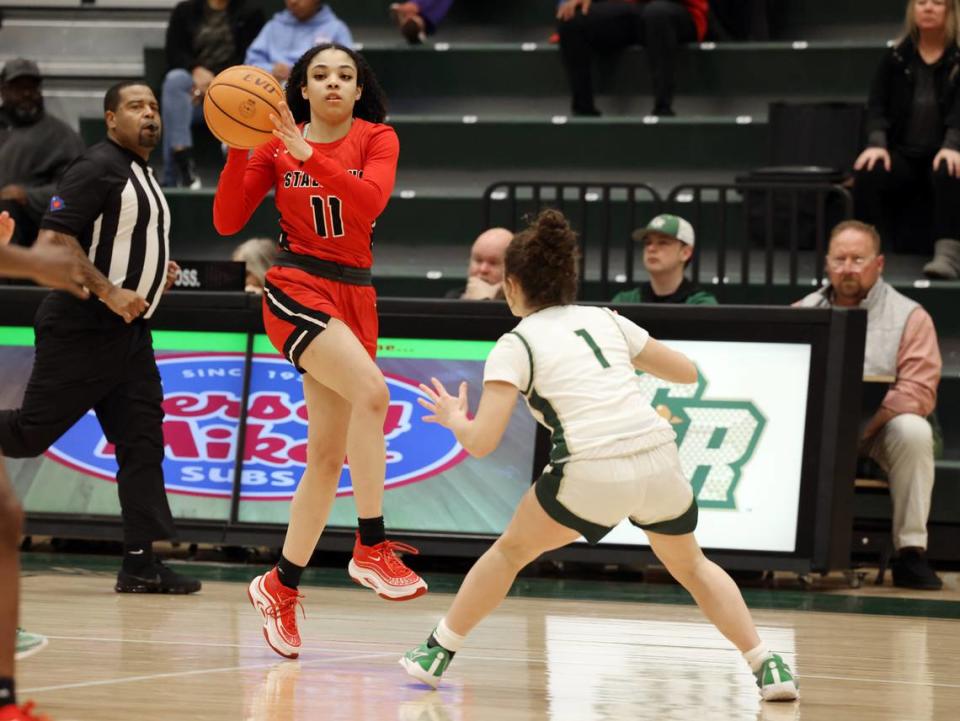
105 286 148 323
27 245 90 300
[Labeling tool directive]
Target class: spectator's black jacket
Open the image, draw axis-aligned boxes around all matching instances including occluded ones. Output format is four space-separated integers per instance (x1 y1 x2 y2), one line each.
165 0 265 73
866 36 960 151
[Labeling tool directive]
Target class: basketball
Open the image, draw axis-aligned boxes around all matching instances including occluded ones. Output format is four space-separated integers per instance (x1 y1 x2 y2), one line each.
202 65 284 149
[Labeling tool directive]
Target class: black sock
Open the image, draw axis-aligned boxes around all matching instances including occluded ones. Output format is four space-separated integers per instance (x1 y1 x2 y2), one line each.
276 554 304 590
426 633 456 659
357 516 386 547
122 544 154 574
0 677 15 707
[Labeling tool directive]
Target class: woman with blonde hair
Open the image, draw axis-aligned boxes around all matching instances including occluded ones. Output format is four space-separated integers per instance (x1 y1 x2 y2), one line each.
854 0 960 278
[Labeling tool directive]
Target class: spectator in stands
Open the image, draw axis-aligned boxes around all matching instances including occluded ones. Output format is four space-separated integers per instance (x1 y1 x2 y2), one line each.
446 227 513 299
613 214 717 304
556 0 709 117
0 59 84 247
795 220 942 590
232 236 277 293
246 1 353 82
389 2 453 44
853 0 960 279
161 0 265 189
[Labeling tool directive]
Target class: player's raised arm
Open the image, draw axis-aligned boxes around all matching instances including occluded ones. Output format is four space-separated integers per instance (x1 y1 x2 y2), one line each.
418 378 518 458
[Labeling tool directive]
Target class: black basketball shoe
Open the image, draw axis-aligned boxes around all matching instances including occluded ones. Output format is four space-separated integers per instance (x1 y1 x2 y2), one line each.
115 559 202 594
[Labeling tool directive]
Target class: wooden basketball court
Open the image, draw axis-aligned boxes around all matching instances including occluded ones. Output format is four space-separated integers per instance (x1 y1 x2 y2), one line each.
15 563 960 721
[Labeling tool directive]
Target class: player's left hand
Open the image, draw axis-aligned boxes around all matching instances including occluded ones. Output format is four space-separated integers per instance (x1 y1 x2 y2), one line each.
270 101 313 162
164 260 180 292
417 377 468 428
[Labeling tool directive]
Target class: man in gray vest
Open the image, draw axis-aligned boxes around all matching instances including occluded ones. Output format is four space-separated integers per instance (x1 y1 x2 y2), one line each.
795 220 942 589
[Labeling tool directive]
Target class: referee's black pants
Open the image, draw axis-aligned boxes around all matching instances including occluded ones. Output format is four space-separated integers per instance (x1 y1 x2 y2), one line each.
0 292 177 546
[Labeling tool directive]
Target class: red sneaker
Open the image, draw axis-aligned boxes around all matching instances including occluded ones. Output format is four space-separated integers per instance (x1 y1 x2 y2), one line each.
348 533 428 601
247 567 304 659
0 702 52 720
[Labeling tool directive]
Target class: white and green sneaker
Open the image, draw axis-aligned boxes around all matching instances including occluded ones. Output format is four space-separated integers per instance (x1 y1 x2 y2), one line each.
756 653 799 701
15 628 49 661
399 639 453 689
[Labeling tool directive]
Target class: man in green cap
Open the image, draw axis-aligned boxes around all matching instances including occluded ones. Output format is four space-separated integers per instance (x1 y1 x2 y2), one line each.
612 213 718 305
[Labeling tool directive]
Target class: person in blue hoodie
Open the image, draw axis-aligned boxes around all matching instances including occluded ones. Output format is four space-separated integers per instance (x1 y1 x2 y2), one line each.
245 0 353 82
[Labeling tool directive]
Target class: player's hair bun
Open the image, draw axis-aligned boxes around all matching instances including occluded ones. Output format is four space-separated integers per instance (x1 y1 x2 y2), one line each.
505 208 580 308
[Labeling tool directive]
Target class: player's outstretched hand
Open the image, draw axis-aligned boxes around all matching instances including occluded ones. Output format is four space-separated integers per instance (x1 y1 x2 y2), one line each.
417 377 468 429
270 101 312 162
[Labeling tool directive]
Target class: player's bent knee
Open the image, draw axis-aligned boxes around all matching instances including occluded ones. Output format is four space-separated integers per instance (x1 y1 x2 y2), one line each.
492 534 541 570
304 448 345 480
352 376 389 418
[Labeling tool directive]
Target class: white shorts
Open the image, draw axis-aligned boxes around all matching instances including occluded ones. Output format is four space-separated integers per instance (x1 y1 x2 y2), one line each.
534 442 697 544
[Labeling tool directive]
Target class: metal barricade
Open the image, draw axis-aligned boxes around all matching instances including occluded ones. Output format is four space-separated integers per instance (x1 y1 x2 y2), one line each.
666 182 854 288
482 181 663 299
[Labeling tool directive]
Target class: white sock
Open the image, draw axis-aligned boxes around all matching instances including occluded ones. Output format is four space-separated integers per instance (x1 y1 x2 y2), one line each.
433 618 466 652
743 642 771 673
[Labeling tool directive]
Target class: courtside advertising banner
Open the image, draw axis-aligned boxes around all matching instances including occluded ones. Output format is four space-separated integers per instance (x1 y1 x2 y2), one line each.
0 328 536 535
0 328 810 550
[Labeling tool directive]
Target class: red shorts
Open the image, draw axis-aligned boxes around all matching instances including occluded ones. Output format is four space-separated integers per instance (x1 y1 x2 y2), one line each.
262 265 378 372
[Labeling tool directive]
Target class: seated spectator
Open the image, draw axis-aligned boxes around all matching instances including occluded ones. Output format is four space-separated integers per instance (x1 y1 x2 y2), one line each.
446 227 513 299
245 1 353 82
232 236 277 293
0 59 85 247
612 214 717 304
389 1 453 44
556 0 709 116
794 220 942 590
161 0 265 188
853 0 960 278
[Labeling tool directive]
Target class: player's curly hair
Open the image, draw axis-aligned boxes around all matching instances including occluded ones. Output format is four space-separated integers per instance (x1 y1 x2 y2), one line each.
505 209 580 309
286 44 388 124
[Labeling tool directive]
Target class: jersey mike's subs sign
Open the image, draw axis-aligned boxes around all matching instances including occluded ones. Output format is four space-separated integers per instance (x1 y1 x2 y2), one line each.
44 355 468 500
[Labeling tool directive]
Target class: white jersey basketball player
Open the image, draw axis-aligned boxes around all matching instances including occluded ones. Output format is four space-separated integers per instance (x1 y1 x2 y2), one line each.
400 209 800 704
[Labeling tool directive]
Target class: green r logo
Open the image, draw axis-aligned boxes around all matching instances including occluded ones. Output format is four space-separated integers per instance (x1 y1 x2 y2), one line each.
637 371 766 510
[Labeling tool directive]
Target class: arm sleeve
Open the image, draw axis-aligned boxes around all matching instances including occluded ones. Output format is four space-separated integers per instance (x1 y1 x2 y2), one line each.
243 23 273 71
610 311 651 358
300 126 398 222
38 156 110 237
880 307 942 418
483 334 530 393
212 144 277 235
165 3 196 71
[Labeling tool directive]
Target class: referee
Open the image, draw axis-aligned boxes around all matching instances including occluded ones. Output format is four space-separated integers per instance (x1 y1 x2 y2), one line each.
0 81 200 595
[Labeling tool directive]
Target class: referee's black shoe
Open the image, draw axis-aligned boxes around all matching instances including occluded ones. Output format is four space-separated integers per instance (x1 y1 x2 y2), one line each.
115 559 202 594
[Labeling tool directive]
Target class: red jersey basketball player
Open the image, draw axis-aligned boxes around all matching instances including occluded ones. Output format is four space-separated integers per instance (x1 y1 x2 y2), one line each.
213 44 426 660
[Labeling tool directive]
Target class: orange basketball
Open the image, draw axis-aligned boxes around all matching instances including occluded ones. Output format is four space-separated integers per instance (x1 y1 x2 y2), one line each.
203 65 285 149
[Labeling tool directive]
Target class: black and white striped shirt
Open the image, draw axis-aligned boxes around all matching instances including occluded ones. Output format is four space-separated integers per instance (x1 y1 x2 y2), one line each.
40 138 170 318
